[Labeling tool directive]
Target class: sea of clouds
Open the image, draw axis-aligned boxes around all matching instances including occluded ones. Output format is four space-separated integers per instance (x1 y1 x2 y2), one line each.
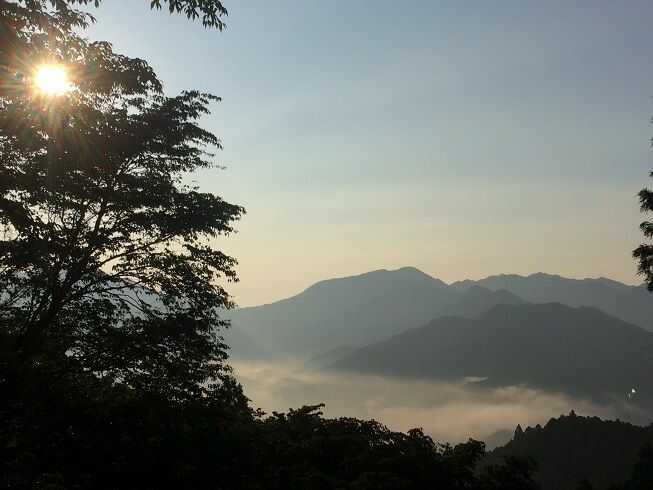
231 360 644 447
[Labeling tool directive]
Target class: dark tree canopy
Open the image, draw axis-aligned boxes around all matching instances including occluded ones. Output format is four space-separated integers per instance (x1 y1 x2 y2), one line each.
0 0 243 402
1 0 228 33
150 0 228 28
1 3 546 489
624 443 653 490
488 413 653 490
1 0 228 97
634 172 653 290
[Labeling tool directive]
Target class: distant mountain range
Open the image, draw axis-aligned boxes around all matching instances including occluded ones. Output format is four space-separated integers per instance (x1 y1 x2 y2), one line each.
224 267 653 476
487 412 653 490
452 272 653 331
225 267 653 362
225 267 457 358
330 302 653 408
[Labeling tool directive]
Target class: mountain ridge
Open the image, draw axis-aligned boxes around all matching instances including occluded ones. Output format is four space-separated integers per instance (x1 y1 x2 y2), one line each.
226 267 458 358
226 267 653 361
451 272 653 330
330 302 653 411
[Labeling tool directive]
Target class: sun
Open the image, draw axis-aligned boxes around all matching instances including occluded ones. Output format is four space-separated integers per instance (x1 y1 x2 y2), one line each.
34 65 70 96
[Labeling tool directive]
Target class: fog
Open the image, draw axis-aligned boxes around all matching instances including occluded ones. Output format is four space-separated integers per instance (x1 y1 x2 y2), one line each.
232 360 645 447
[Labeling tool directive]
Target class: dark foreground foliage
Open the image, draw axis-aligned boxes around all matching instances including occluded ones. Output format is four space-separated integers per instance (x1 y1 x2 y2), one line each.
487 413 653 490
0 2 626 489
0 2 537 488
0 346 542 490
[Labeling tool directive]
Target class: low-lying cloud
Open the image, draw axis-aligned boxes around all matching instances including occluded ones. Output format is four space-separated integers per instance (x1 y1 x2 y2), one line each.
232 360 645 447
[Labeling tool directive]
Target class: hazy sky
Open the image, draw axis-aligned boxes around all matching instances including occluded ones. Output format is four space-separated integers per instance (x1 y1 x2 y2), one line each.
90 1 653 306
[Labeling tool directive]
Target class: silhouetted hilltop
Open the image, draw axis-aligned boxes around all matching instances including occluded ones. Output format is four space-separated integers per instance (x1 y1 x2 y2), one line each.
488 412 653 490
304 266 448 295
452 273 653 331
331 303 653 408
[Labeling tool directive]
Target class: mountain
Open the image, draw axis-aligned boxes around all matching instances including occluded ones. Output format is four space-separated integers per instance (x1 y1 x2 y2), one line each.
304 346 356 370
222 325 271 360
226 267 528 359
226 267 455 358
331 303 653 407
226 268 653 362
298 287 525 365
452 273 653 331
438 285 525 317
487 413 653 490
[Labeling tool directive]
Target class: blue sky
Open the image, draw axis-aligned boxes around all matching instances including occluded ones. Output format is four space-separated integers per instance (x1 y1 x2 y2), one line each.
90 1 653 305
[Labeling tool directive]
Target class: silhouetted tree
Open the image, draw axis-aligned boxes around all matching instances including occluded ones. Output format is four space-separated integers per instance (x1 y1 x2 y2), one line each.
479 456 539 490
577 479 595 490
625 443 653 490
633 173 653 290
252 404 539 490
488 414 653 490
1 2 228 101
0 1 253 487
1 0 243 402
1 3 547 489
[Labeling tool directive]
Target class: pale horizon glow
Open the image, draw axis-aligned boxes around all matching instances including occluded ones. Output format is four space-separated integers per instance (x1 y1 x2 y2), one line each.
34 65 70 96
88 1 653 306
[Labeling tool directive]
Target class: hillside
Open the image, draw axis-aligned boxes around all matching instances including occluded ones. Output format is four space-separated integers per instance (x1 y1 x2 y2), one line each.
331 303 653 408
226 268 527 359
226 269 653 360
439 285 525 317
227 267 451 358
487 413 653 490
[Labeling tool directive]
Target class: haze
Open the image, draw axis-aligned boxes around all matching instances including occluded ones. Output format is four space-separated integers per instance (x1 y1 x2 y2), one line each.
233 359 639 446
88 1 653 306
8 1 653 488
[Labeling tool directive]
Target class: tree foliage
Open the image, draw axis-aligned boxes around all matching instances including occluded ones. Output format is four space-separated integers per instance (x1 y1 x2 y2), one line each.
623 443 653 490
0 2 544 489
2 386 540 489
634 173 653 290
488 413 653 490
1 0 243 402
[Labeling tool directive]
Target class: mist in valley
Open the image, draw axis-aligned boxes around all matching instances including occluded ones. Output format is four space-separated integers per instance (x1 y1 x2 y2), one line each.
232 360 643 447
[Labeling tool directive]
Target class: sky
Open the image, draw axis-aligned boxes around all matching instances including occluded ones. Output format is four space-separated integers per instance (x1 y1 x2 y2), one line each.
89 0 653 306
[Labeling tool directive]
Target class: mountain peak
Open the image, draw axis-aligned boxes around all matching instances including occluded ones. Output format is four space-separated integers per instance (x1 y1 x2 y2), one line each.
395 266 427 275
393 266 444 281
304 267 447 292
527 272 563 280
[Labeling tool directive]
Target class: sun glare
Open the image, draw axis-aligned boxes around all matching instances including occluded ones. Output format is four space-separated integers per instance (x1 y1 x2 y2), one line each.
34 65 70 96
